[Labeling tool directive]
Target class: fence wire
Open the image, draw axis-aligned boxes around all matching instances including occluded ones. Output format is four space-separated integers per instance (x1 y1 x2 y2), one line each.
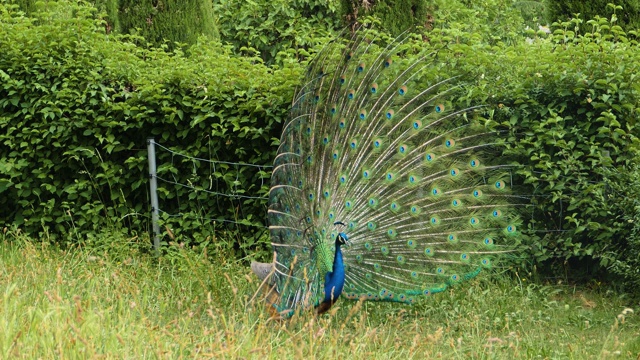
148 139 273 251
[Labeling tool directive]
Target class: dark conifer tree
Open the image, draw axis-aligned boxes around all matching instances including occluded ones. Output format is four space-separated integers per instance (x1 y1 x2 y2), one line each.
118 0 218 48
340 0 434 35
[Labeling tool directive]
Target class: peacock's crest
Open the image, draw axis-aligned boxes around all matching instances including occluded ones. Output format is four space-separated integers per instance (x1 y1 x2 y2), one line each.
259 27 520 317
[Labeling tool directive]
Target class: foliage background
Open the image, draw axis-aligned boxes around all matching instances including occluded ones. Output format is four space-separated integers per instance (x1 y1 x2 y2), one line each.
2 0 640 291
0 1 300 258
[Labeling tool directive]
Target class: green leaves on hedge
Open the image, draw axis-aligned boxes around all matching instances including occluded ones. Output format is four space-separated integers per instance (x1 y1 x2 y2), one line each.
0 1 302 256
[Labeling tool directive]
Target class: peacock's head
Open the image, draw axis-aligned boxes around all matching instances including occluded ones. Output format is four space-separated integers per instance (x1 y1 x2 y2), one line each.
333 221 350 247
336 232 349 247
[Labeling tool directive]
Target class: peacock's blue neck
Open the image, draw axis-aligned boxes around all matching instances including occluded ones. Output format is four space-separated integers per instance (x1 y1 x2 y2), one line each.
322 237 346 305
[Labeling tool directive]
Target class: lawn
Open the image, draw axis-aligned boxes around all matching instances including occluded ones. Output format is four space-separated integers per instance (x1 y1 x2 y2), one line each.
1 230 639 359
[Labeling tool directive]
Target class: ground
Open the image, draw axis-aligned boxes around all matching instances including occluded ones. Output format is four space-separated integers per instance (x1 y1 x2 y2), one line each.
1 232 639 359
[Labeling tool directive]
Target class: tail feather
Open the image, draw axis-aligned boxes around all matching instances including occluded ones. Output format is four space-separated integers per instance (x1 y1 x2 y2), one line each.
264 26 520 313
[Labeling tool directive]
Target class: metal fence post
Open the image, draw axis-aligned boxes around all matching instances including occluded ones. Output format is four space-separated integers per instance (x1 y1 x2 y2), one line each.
147 138 161 255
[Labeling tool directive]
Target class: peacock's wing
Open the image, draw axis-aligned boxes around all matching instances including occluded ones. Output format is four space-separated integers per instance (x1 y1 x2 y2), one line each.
268 27 519 312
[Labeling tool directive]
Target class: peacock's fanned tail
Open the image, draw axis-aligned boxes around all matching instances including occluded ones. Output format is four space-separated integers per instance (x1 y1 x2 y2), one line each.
267 27 519 314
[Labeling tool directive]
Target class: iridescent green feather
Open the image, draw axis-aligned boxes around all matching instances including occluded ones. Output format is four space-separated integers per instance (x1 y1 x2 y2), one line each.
266 27 519 313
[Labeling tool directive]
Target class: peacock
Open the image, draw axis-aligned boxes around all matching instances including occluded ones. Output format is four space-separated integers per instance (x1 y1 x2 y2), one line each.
252 27 520 318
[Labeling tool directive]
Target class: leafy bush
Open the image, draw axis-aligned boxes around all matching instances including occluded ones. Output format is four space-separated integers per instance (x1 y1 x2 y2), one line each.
9 0 219 48
213 0 343 65
544 0 640 32
498 16 640 270
0 1 302 256
600 164 640 293
391 12 640 279
432 0 529 45
513 1 546 29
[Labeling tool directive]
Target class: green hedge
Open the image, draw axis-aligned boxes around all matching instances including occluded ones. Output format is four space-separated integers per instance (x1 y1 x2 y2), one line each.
420 14 640 278
545 0 640 32
600 164 640 293
9 0 219 48
213 0 342 65
0 1 302 255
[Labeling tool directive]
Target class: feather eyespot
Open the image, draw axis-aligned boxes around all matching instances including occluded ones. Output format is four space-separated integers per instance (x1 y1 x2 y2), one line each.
386 110 394 119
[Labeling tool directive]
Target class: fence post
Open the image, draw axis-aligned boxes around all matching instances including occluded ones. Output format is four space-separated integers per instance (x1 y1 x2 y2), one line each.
147 138 161 255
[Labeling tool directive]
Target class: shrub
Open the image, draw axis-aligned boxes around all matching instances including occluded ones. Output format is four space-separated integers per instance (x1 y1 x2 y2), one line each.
213 0 342 65
0 1 302 256
544 0 640 32
396 12 640 279
600 164 640 293
9 0 219 48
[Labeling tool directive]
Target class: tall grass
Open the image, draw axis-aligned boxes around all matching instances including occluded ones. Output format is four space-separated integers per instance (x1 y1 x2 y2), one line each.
1 229 639 359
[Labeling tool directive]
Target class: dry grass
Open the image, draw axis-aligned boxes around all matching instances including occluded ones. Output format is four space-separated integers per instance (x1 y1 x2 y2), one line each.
1 230 639 359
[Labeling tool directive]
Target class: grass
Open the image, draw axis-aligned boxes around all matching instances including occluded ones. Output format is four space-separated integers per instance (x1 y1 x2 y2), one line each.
1 229 639 359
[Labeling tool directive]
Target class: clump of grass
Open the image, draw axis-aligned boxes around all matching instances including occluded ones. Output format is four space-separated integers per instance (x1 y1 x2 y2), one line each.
1 229 639 358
